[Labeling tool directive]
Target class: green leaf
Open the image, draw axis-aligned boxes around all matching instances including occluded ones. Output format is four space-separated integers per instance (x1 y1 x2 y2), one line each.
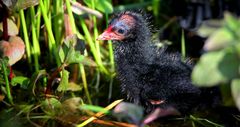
65 49 85 65
218 48 240 79
83 0 91 7
18 104 34 114
67 82 82 91
192 51 226 86
224 12 239 33
197 19 223 38
58 46 65 63
192 48 240 86
84 0 113 14
41 98 62 115
11 76 30 89
203 28 234 51
61 35 87 65
57 69 69 92
95 0 113 14
231 79 240 110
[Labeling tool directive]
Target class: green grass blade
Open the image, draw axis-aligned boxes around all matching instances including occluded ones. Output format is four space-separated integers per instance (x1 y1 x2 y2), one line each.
1 61 13 105
30 7 40 71
20 10 32 65
181 29 186 61
39 0 60 66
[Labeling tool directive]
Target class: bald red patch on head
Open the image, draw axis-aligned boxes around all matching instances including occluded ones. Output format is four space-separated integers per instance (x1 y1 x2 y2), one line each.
118 14 136 28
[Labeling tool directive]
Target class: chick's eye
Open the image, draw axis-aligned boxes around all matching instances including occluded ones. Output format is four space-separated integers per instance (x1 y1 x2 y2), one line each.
117 29 125 34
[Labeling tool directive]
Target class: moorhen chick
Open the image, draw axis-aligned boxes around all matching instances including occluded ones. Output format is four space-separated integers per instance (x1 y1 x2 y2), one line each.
97 11 220 115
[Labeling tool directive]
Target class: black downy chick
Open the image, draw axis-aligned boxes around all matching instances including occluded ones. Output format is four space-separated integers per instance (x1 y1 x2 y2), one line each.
97 11 220 115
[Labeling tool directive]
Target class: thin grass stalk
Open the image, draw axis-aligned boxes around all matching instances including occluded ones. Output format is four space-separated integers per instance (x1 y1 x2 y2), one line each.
1 62 13 105
181 29 186 61
152 0 160 18
105 14 115 72
80 19 108 74
65 0 77 34
91 4 108 74
105 14 115 101
19 10 32 65
90 0 101 65
35 6 41 39
80 64 92 104
65 0 92 104
30 7 40 71
90 0 103 101
30 7 41 55
39 0 60 66
53 0 64 45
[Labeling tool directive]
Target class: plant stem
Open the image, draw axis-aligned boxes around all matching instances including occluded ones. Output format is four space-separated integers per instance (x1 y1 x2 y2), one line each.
1 61 13 105
80 64 92 104
106 14 115 72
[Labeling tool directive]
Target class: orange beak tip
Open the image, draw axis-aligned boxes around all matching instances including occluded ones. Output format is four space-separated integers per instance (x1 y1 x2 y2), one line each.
97 35 105 41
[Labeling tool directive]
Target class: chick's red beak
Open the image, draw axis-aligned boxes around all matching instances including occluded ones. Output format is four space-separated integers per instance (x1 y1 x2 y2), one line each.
97 26 124 41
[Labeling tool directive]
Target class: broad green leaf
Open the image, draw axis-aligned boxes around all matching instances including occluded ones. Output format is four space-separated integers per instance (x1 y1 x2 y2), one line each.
41 98 62 115
61 35 87 65
192 48 240 86
83 0 92 7
192 51 226 86
57 69 69 92
66 50 85 65
67 82 82 91
224 12 239 33
231 79 240 110
95 0 113 14
84 0 113 14
58 46 65 63
197 19 223 38
203 28 234 51
218 48 240 79
18 104 34 114
11 76 30 89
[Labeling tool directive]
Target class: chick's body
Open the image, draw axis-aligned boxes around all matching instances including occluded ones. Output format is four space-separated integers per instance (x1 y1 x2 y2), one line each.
98 11 219 114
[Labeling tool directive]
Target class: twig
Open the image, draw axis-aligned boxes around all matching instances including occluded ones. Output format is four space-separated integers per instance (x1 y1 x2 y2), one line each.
80 116 137 127
76 99 123 127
